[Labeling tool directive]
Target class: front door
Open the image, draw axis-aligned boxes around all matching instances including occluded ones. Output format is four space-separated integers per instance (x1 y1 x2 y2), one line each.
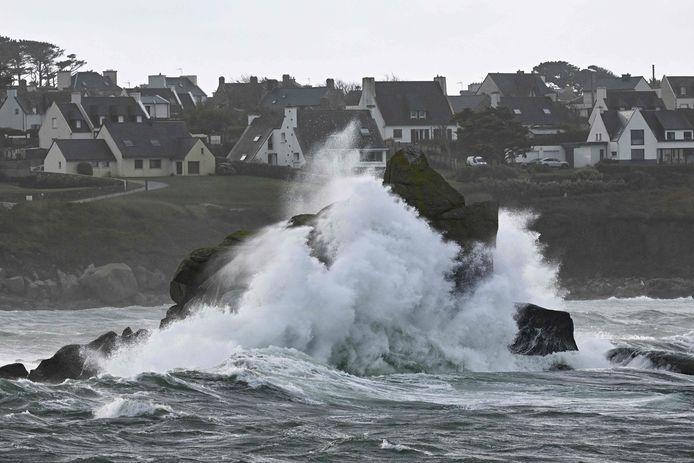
176 162 183 175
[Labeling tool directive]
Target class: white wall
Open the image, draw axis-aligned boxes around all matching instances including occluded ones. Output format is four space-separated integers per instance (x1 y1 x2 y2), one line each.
43 143 67 173
574 145 606 168
615 110 658 161
39 103 76 149
0 92 26 131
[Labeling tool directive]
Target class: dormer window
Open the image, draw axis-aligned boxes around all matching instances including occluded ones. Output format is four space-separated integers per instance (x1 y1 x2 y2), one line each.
75 120 81 129
123 139 134 147
685 131 693 140
666 131 675 140
513 109 522 114
410 110 417 119
150 139 161 146
681 87 687 96
418 111 426 119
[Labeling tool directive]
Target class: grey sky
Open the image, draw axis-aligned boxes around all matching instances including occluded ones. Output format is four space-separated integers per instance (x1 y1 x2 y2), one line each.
5 0 694 95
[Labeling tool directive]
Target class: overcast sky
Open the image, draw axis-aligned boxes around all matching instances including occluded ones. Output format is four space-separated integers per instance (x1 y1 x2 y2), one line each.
5 0 694 95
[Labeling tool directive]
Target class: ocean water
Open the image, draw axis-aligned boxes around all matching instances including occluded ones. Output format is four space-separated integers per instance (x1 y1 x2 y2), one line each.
2 149 693 461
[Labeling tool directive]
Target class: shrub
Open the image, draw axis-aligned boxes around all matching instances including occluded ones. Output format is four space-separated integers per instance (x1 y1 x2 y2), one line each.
453 165 520 182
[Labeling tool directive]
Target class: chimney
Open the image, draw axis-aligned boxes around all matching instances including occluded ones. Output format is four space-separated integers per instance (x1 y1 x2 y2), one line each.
282 74 291 86
218 76 225 86
182 75 197 86
361 77 376 108
326 78 335 89
621 73 631 81
103 70 117 85
490 92 501 108
57 70 71 90
284 107 297 128
434 75 447 95
267 79 277 91
7 88 17 99
249 76 258 85
148 74 167 88
596 87 607 102
71 91 82 105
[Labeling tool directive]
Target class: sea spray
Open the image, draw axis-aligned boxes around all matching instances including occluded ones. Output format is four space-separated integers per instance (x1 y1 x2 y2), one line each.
104 173 563 376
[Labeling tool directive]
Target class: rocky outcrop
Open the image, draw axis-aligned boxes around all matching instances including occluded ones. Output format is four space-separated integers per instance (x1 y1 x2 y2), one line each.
510 303 579 355
26 327 149 383
79 263 138 306
0 363 28 380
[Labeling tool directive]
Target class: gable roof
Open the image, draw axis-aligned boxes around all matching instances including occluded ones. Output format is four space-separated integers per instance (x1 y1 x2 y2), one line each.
605 90 664 110
54 139 115 161
345 90 362 106
165 76 206 99
664 76 694 98
132 87 182 112
15 90 69 115
227 112 283 162
260 86 339 110
55 102 92 132
294 108 385 157
584 75 648 92
448 94 490 113
81 96 147 125
176 92 196 110
499 96 568 127
71 71 122 96
374 81 453 126
484 73 552 97
600 110 623 140
103 120 196 159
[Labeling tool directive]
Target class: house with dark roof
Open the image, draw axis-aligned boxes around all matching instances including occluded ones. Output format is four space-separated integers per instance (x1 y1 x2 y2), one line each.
146 74 206 105
476 72 555 101
56 70 122 96
497 96 576 136
38 93 148 149
585 108 694 165
587 88 664 125
448 94 490 114
260 79 344 111
661 76 694 110
43 139 116 176
575 74 651 118
0 87 68 131
97 120 215 176
354 76 456 144
212 74 302 112
228 107 386 169
130 87 183 116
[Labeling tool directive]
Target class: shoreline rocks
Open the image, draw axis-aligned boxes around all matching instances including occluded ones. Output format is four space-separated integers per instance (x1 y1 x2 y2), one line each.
510 303 578 355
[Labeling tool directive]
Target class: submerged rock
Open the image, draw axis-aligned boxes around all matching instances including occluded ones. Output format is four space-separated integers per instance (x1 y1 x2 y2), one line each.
0 362 28 379
607 347 694 376
27 327 149 383
510 303 578 355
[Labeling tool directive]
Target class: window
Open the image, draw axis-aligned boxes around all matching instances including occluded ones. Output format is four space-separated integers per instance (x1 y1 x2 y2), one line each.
681 86 687 96
75 120 81 129
134 159 143 169
666 131 675 140
101 161 110 168
393 129 402 139
188 161 200 174
136 115 143 123
513 109 522 114
253 135 261 142
52 117 57 129
14 108 19 115
123 139 134 147
201 147 204 154
631 149 645 160
360 128 370 136
150 139 161 146
240 154 247 161
281 132 286 143
267 135 274 150
631 129 644 146
149 159 162 169
685 131 693 140
418 110 426 119
611 151 617 158
596 132 602 141
99 116 106 126
543 108 551 114
145 105 152 115
359 151 383 162
410 110 418 119
58 161 62 169
294 152 300 161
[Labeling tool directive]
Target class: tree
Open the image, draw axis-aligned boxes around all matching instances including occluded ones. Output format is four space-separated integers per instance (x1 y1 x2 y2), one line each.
0 37 28 87
532 61 581 89
24 40 64 87
333 79 360 94
454 107 530 165
56 53 86 74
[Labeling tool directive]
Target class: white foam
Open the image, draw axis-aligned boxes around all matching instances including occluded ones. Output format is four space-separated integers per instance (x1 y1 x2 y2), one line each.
93 397 172 419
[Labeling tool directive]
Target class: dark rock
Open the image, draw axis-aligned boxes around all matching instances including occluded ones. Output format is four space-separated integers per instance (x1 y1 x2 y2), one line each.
510 303 579 355
5 276 25 295
0 363 28 379
79 263 138 306
607 347 694 375
28 328 148 383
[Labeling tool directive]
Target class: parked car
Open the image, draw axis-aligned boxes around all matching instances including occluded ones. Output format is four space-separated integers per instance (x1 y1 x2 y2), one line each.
466 156 487 166
539 157 569 168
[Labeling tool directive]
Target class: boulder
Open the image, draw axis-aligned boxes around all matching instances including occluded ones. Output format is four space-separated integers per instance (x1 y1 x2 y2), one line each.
28 328 150 383
79 263 138 306
5 276 25 295
0 363 28 380
510 303 579 355
57 270 81 299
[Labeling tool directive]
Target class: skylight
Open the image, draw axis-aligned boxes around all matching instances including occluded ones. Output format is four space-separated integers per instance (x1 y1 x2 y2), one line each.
240 154 247 161
360 128 370 136
123 139 134 147
151 139 161 146
513 109 522 114
543 108 551 114
253 135 261 142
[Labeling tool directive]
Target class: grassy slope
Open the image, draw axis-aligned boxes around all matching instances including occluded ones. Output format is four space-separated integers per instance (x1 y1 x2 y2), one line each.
0 176 300 280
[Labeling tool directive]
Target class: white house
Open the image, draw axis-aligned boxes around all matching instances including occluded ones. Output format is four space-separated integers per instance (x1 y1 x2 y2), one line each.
228 107 387 169
351 76 457 144
576 74 651 118
43 139 116 176
661 76 694 110
145 74 206 106
0 88 65 131
586 108 694 164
